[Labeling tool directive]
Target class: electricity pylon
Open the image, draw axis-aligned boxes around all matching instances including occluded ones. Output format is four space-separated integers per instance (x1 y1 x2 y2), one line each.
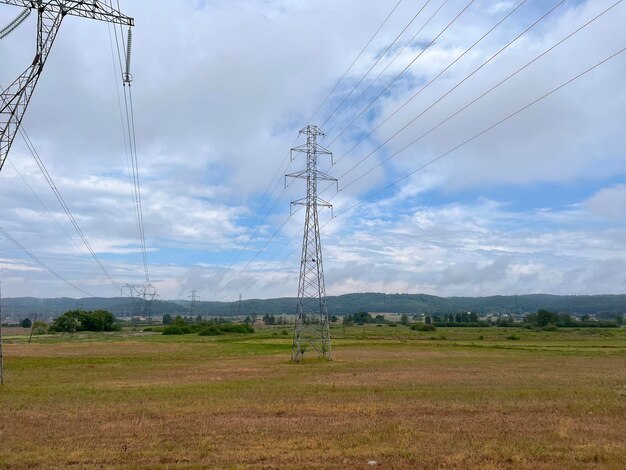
189 289 197 317
122 283 157 318
0 0 134 173
286 125 337 362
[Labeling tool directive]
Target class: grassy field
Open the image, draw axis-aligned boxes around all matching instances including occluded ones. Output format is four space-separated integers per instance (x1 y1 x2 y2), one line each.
0 325 624 468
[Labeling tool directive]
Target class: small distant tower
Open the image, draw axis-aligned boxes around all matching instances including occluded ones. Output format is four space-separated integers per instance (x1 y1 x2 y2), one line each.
122 283 157 319
286 125 337 362
189 290 197 317
237 294 242 317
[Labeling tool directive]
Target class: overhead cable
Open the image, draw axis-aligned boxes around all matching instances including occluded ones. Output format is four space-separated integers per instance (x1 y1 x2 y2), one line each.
0 225 96 297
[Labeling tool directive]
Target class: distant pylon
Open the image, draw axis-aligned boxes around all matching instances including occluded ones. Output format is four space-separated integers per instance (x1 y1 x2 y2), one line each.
286 125 337 362
189 289 197 316
122 283 157 318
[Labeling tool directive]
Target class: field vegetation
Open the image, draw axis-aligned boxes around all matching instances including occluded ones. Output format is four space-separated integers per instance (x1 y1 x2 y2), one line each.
0 324 623 468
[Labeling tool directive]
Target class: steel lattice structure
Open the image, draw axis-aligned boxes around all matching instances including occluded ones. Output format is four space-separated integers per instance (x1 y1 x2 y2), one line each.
0 0 134 173
121 283 157 319
189 289 197 316
286 125 337 362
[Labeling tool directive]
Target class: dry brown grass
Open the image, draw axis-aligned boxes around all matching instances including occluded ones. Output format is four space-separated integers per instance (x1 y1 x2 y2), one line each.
0 329 624 469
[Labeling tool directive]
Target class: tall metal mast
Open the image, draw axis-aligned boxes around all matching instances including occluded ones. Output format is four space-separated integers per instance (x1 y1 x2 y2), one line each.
286 125 337 362
0 0 134 173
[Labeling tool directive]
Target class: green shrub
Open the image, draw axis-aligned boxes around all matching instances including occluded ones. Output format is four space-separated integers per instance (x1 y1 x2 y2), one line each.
280 329 289 336
411 323 436 332
506 334 521 340
198 326 223 336
49 309 117 333
388 324 398 328
542 324 558 332
196 322 254 336
162 325 184 335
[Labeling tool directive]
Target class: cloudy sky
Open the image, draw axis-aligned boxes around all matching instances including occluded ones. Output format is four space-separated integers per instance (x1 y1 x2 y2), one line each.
0 0 624 301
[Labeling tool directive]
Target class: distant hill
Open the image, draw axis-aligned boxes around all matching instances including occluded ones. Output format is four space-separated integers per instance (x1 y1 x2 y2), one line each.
1 293 625 320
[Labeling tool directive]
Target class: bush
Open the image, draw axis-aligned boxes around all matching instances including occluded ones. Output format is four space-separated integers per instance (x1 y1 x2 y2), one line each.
542 324 558 332
49 310 118 333
197 323 254 336
280 329 289 336
411 323 436 332
20 317 32 328
506 334 521 340
162 325 184 335
198 326 223 336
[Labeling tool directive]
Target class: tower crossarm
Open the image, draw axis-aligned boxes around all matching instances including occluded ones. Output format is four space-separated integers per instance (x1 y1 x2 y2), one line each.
291 143 332 155
0 1 134 26
286 169 337 182
290 197 333 208
0 0 134 172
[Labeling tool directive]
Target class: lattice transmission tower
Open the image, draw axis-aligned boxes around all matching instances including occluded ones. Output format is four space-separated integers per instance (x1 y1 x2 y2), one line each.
286 125 337 362
0 0 134 173
122 283 157 319
189 289 197 317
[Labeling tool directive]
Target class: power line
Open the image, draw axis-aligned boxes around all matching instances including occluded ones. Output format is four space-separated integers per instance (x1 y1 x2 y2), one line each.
205 207 302 301
191 173 297 297
324 0 451 136
320 0 435 129
7 159 85 256
334 0 621 192
0 225 95 297
126 85 149 282
324 0 478 145
108 5 150 284
16 125 120 290
334 47 626 217
332 0 540 166
227 216 334 302
308 0 405 125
